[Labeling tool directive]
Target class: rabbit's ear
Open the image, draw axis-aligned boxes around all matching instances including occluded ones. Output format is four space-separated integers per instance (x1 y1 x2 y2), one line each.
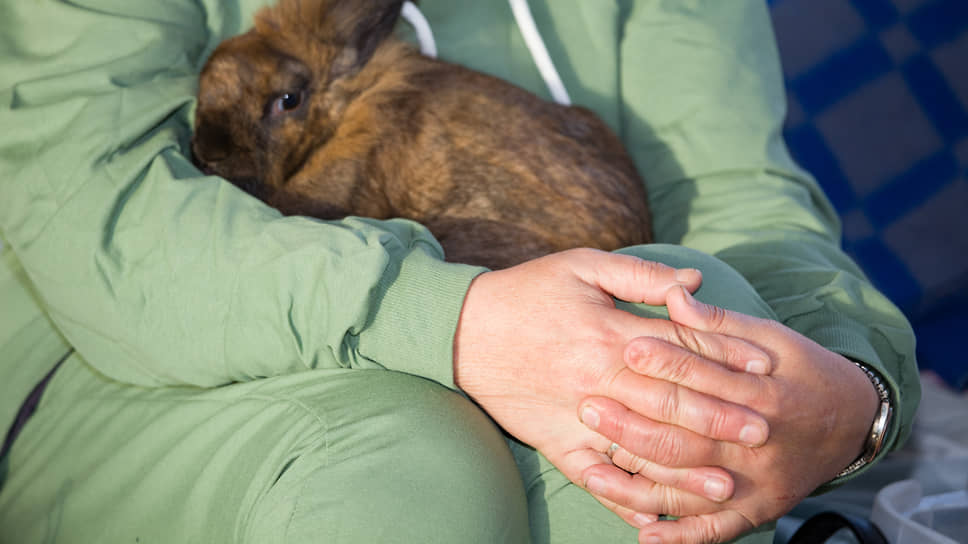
259 0 406 75
324 0 407 75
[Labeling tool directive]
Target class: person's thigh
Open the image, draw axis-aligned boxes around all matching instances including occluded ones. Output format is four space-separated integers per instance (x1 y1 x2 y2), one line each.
0 356 530 543
511 244 778 544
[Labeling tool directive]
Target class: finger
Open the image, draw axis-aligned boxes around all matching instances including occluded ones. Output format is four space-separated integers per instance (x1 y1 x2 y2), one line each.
623 335 771 409
556 446 662 529
594 495 661 529
637 511 755 544
627 325 772 376
603 305 773 377
581 464 722 518
666 285 777 341
608 446 735 503
598 369 770 447
568 249 703 306
581 397 729 467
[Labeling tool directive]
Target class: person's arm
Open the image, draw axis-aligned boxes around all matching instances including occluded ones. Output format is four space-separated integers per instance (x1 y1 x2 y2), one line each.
0 0 479 388
615 0 919 472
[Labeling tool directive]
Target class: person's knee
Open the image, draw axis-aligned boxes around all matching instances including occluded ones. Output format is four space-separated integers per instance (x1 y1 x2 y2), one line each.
247 371 531 543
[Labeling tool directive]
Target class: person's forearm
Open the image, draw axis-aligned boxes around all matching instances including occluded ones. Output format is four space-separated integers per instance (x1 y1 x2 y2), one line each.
0 0 480 389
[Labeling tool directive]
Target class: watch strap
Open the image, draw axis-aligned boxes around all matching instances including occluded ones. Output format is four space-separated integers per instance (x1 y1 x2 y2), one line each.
836 362 893 479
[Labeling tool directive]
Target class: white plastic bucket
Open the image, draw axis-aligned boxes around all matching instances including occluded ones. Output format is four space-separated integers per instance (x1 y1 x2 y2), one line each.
871 479 967 543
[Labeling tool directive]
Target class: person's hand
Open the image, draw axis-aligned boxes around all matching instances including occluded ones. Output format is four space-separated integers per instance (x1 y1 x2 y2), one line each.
579 286 880 543
453 249 777 521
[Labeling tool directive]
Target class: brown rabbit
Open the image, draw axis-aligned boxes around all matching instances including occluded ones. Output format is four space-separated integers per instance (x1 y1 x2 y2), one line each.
192 0 652 269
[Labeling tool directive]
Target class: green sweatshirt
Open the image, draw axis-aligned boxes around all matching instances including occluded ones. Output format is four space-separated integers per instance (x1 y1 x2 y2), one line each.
0 0 918 485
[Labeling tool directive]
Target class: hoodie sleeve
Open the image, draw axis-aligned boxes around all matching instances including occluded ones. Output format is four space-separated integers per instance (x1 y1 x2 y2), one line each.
615 0 920 483
0 0 481 389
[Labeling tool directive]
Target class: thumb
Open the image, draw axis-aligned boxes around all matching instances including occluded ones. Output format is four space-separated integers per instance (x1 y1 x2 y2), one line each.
666 284 765 337
572 249 702 306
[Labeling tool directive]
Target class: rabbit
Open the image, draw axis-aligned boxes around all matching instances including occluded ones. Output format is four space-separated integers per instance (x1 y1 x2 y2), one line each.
191 0 653 269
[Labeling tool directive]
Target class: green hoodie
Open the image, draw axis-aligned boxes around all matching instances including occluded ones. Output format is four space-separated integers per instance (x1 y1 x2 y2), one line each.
0 0 919 488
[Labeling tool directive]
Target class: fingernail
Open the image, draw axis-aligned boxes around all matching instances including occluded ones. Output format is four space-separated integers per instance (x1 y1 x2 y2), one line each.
740 423 767 447
633 513 656 527
745 359 769 375
680 285 699 306
580 406 600 430
646 536 662 544
675 268 700 284
704 477 729 502
586 476 606 495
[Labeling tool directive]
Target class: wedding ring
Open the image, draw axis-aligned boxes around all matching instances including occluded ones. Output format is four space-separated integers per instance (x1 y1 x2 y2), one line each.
606 442 620 460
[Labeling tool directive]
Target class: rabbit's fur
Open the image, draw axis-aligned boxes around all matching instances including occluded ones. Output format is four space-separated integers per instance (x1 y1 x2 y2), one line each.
192 0 652 269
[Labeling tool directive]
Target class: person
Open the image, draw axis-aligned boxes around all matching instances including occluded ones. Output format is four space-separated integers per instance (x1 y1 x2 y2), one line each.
0 1 919 543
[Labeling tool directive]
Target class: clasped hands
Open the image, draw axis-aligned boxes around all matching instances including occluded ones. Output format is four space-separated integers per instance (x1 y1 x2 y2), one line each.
454 249 879 544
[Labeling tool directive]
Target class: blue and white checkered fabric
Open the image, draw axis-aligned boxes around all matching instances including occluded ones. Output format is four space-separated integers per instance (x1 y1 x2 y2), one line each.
769 0 968 388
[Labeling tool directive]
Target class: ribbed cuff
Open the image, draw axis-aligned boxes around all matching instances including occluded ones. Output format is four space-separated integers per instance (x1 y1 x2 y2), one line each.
356 245 486 390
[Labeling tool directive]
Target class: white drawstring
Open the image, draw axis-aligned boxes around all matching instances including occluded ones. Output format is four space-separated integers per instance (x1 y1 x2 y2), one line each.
401 1 437 58
401 0 570 106
507 0 571 105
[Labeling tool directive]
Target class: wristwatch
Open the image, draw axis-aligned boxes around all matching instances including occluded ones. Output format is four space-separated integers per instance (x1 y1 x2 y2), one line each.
836 362 893 479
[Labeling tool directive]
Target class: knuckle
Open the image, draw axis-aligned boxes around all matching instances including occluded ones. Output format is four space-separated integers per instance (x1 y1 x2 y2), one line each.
681 518 724 544
747 389 780 419
723 342 746 368
657 383 682 424
666 351 697 385
704 516 732 544
624 453 651 475
661 486 687 519
589 397 628 438
651 427 685 466
633 477 663 513
703 404 734 440
696 524 720 544
672 324 704 355
612 412 633 446
631 256 656 281
626 337 666 376
577 357 611 395
706 304 731 331
701 333 735 363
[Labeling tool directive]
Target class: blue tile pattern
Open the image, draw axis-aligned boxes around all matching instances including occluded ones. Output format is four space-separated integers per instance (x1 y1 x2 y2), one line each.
768 0 968 388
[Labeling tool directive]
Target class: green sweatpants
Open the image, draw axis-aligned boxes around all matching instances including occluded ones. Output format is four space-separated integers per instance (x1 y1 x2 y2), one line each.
0 245 776 543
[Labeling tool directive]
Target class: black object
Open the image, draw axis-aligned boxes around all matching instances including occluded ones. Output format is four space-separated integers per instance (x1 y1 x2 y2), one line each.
788 511 888 544
0 352 70 461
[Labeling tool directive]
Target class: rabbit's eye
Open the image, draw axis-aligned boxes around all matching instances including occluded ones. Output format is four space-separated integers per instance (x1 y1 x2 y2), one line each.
269 91 303 116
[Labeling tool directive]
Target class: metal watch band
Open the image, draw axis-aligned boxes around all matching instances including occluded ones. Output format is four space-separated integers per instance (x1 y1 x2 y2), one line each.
836 362 893 479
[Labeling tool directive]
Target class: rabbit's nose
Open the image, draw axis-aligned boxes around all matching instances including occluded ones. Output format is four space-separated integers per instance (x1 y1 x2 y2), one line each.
192 121 235 161
189 145 224 177
189 146 212 172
